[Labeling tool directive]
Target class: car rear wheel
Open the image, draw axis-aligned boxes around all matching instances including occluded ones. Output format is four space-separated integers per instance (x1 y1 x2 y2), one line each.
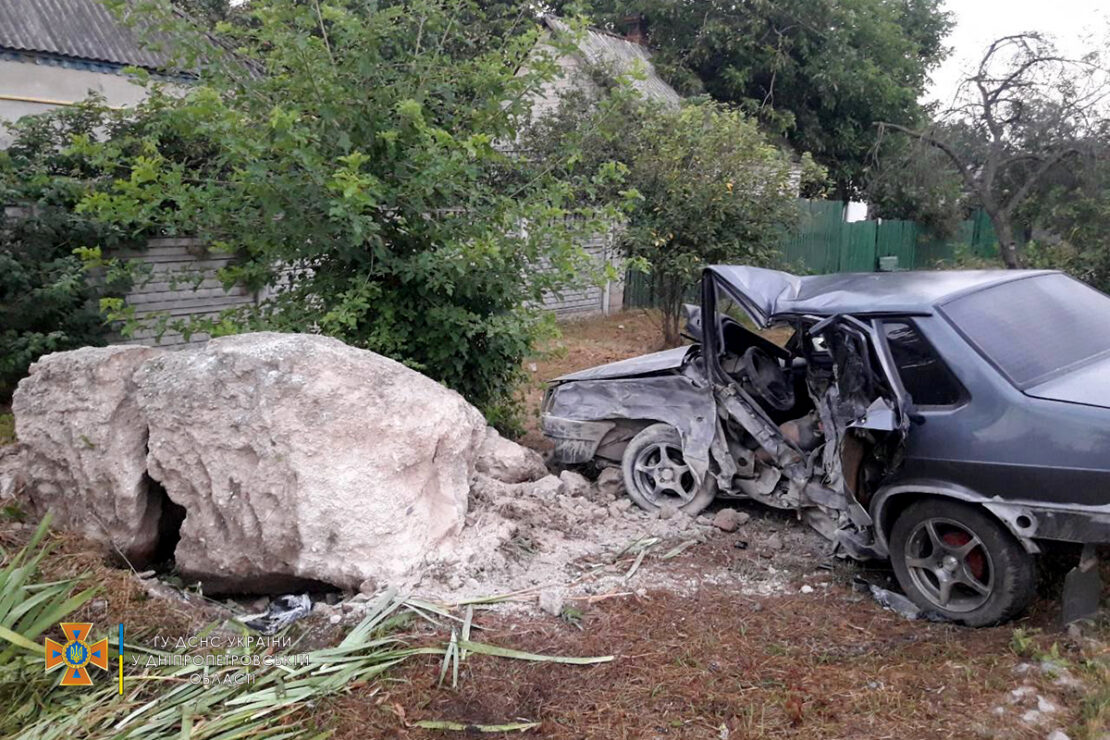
889 499 1035 626
621 424 717 516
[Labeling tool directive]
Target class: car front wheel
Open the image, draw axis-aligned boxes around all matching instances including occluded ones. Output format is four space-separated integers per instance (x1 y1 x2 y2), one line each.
889 499 1036 627
620 423 717 516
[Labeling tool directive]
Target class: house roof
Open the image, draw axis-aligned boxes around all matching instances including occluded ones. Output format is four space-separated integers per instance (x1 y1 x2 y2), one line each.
0 0 171 70
541 16 680 108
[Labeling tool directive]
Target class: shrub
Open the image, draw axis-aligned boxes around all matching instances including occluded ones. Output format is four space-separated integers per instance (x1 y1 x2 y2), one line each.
0 104 136 401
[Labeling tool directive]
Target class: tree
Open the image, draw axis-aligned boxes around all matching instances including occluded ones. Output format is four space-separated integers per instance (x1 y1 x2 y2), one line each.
1018 144 1110 291
523 81 806 345
865 126 970 239
170 0 231 25
878 33 1110 268
75 0 619 425
570 0 951 197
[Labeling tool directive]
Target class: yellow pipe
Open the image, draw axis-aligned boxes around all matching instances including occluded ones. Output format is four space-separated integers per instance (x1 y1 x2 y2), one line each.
0 92 125 109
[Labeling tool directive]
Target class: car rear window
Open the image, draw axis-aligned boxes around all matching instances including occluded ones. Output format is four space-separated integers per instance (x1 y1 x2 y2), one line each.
941 273 1110 387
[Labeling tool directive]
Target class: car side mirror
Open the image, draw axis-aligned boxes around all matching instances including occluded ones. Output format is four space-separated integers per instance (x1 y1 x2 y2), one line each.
682 303 703 343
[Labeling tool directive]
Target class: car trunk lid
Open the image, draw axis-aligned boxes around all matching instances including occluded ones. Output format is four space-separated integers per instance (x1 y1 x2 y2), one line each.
553 346 696 382
1025 353 1110 408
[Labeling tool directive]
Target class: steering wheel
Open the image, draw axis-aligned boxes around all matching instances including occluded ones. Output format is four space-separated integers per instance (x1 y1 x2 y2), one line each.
740 346 795 411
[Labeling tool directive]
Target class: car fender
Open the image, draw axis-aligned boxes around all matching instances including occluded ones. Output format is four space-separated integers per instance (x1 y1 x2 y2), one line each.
870 480 1041 557
544 373 717 483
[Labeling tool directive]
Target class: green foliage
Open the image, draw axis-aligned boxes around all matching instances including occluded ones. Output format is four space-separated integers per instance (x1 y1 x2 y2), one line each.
574 0 952 197
0 515 99 737
523 81 801 343
78 0 620 420
0 535 425 740
867 129 969 238
0 414 13 446
621 104 797 342
1018 156 1110 293
0 103 141 402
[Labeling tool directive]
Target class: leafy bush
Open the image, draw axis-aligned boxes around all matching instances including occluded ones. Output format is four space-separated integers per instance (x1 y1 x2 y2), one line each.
76 0 618 421
0 104 137 402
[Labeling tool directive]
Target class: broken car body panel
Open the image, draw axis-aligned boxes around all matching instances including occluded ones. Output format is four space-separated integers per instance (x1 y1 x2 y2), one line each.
554 346 695 382
544 354 718 482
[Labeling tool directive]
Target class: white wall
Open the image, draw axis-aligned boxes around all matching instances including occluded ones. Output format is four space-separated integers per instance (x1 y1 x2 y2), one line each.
0 59 152 146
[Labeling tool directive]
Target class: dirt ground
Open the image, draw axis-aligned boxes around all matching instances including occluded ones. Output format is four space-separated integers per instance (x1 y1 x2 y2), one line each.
336 584 1098 740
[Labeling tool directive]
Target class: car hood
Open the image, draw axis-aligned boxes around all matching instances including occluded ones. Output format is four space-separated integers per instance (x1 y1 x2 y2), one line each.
553 346 695 382
1026 354 1110 409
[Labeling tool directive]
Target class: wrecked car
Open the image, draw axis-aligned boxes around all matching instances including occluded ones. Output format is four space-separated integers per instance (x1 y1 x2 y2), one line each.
542 266 1110 626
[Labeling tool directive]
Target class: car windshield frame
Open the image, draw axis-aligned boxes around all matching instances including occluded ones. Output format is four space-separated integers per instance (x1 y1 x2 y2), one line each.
937 273 1110 390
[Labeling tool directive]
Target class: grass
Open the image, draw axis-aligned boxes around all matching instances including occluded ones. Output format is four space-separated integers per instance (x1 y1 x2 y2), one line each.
0 511 614 739
0 516 431 739
0 412 14 446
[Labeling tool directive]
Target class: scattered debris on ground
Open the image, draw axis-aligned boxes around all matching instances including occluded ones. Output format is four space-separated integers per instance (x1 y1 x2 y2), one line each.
417 468 831 609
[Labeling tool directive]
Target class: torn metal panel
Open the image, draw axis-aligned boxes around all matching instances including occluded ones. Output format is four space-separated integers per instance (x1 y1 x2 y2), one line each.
553 346 694 382
546 370 717 483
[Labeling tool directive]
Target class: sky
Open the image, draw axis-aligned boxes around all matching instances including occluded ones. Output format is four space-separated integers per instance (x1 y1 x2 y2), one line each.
926 0 1109 107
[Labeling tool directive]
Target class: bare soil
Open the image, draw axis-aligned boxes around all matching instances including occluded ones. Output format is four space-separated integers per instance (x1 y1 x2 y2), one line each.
334 583 1094 740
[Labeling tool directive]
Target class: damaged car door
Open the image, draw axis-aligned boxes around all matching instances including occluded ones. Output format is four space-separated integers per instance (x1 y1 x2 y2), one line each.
701 276 909 554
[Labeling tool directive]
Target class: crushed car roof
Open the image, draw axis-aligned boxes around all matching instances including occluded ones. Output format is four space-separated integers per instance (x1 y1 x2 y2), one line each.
708 265 1060 320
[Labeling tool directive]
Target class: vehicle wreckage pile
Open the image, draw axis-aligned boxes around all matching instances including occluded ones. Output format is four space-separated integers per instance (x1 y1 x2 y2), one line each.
1 333 779 604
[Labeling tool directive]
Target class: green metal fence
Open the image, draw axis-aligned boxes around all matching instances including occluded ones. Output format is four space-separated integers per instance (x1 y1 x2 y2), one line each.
624 200 1004 309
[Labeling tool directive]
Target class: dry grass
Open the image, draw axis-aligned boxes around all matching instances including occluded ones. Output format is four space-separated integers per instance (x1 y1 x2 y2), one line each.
332 585 1095 739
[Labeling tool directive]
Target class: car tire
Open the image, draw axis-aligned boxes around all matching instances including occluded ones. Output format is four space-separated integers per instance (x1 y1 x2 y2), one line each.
889 499 1036 627
621 423 717 516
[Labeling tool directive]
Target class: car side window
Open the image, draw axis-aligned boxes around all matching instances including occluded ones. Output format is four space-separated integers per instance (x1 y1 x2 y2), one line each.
882 321 965 407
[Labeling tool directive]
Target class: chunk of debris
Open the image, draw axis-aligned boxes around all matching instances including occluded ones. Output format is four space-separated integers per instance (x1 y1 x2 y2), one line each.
538 589 565 617
868 585 924 620
712 508 749 532
240 593 313 635
476 427 549 483
558 469 592 498
658 502 680 520
595 467 625 499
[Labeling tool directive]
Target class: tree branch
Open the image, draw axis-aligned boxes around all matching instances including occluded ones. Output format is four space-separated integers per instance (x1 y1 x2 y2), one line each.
1002 147 1080 216
874 122 979 197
